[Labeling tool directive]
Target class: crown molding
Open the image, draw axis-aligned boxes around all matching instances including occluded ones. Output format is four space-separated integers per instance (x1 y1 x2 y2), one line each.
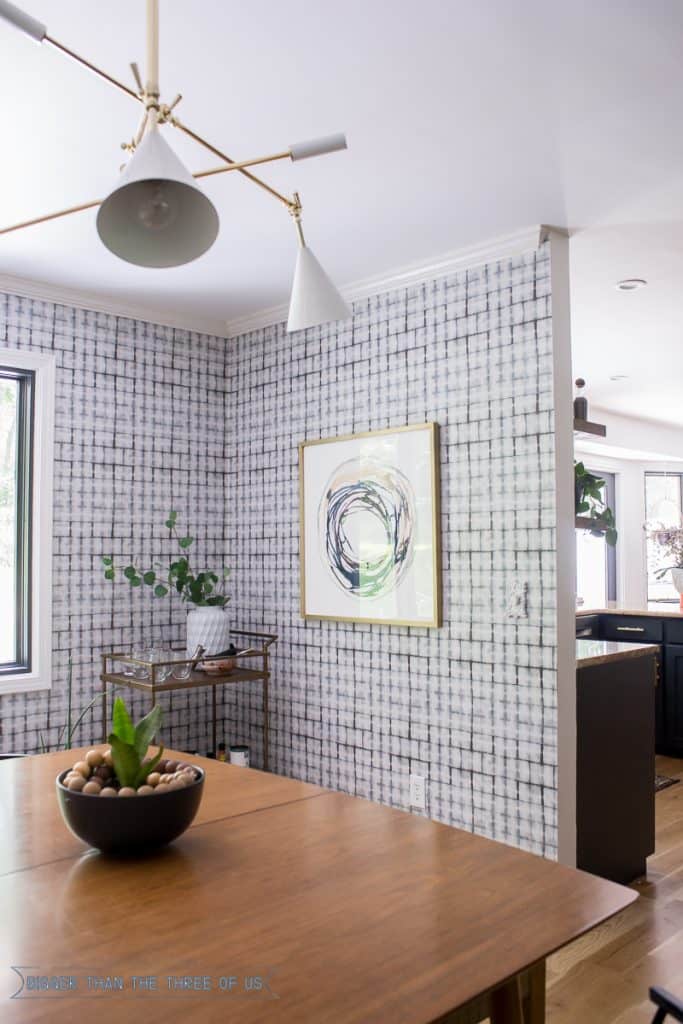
0 224 548 341
225 224 547 338
0 272 230 338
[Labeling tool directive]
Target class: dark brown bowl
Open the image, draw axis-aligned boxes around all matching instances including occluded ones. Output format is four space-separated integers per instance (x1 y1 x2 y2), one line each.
56 768 205 854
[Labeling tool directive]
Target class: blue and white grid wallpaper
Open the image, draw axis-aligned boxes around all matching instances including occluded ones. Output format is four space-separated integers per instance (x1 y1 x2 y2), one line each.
0 240 558 857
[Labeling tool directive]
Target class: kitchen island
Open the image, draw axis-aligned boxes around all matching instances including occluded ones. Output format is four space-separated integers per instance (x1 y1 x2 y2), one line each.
576 637 659 883
577 638 660 667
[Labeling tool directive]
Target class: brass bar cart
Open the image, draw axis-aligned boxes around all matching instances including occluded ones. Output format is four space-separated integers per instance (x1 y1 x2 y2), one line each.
99 628 276 770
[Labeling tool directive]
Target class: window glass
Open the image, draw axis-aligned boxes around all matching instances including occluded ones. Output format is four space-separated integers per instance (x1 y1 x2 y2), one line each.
576 469 616 609
0 367 32 673
0 377 18 665
645 472 683 604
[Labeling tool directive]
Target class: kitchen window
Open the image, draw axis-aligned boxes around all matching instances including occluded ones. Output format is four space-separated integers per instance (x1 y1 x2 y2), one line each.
645 471 683 604
0 349 55 694
576 469 617 608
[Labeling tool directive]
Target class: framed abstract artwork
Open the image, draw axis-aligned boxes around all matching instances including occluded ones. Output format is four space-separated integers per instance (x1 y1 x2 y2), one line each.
299 423 441 627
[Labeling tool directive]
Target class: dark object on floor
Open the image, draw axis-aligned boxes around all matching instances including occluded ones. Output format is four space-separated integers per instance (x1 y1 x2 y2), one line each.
55 767 204 853
655 774 680 793
651 985 683 1022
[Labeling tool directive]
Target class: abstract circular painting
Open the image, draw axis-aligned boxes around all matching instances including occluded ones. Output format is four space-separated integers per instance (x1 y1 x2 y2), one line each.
300 423 440 626
318 458 416 599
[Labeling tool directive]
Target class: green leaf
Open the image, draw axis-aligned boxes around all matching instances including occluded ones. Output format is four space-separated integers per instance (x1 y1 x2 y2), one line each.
102 556 113 566
130 576 142 587
143 571 156 586
123 565 137 580
112 696 135 744
133 703 163 760
154 584 168 597
179 536 194 549
108 734 141 789
134 745 164 788
104 568 115 581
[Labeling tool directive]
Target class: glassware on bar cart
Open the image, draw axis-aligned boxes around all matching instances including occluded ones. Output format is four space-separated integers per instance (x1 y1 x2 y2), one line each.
171 655 192 681
131 646 151 680
150 648 174 682
171 645 203 680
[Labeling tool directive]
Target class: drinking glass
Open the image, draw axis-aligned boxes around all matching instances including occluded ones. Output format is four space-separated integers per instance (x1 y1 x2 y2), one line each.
171 655 193 681
132 646 151 680
151 648 173 682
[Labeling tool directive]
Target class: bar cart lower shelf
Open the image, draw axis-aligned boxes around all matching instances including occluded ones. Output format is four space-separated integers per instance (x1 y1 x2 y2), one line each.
99 629 276 771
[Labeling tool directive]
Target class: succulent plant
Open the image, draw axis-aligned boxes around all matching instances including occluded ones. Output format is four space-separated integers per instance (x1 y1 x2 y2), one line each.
108 697 164 790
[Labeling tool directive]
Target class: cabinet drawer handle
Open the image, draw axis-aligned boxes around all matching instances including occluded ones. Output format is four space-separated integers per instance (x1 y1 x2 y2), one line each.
616 626 646 633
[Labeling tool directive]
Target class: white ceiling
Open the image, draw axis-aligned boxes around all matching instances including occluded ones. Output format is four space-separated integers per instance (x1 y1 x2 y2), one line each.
1 1 683 422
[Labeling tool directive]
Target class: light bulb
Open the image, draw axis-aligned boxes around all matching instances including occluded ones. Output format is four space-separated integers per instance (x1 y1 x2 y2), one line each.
137 182 178 231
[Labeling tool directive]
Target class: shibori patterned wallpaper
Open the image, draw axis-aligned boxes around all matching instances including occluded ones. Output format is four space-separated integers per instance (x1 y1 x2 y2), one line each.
224 241 558 858
0 238 558 857
0 293 231 756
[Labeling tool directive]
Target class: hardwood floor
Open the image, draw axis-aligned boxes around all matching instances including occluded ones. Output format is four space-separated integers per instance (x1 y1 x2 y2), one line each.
546 755 683 1023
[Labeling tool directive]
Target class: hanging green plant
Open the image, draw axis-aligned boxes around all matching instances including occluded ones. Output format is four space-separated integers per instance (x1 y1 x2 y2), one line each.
575 462 618 547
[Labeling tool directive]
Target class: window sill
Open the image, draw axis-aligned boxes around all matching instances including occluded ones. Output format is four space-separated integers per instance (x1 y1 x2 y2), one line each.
0 673 51 696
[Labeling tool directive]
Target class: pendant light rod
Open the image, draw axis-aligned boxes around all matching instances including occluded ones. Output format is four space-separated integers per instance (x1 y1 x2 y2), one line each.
291 192 306 247
167 116 295 209
0 198 103 236
146 0 159 102
44 34 139 101
0 148 295 237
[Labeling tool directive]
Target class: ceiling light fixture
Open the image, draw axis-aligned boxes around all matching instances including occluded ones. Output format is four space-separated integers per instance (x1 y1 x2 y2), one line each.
615 278 647 291
0 0 351 331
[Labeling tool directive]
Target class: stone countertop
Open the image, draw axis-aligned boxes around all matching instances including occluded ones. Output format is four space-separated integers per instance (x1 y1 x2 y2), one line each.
577 605 683 620
576 639 660 668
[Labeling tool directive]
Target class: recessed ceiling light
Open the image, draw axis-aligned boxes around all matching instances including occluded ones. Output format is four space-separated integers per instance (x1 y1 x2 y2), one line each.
616 278 647 291
609 374 630 381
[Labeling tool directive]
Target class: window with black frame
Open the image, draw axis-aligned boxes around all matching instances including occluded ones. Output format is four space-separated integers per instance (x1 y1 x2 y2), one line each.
0 365 34 675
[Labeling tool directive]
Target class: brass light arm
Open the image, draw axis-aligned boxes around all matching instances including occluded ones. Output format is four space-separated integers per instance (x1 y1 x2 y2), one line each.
0 198 102 236
290 192 306 246
44 35 140 102
0 149 296 236
168 116 297 211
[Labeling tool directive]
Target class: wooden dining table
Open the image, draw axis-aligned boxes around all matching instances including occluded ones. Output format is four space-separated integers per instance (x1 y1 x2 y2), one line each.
0 748 636 1023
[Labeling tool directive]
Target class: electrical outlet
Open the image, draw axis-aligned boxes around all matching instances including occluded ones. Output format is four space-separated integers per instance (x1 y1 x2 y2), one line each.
409 773 426 811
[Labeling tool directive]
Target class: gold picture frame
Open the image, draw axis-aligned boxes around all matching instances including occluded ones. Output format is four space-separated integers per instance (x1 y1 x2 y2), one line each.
299 422 442 627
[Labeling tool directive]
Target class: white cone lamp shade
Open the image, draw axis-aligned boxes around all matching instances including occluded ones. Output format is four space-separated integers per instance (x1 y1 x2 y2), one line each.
96 129 219 268
287 245 351 333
